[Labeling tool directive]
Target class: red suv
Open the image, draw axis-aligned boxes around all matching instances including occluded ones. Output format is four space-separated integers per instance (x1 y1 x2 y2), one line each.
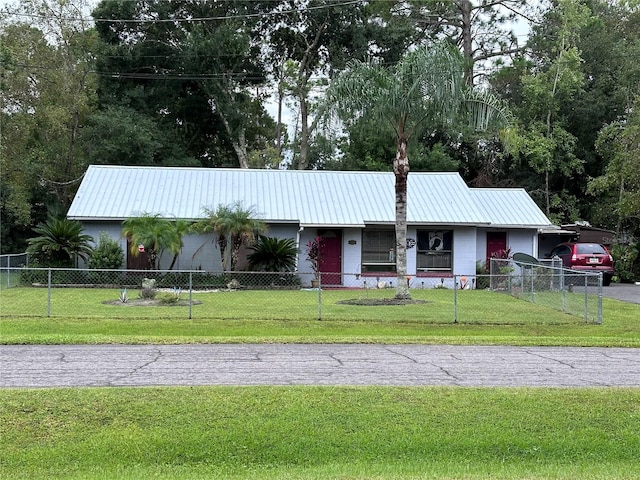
549 242 614 286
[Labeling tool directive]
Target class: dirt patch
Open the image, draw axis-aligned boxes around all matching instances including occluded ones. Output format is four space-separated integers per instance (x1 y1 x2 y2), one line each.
337 298 427 306
103 299 202 307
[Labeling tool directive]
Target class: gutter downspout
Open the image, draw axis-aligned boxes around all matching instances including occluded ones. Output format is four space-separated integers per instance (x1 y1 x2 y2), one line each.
296 226 304 270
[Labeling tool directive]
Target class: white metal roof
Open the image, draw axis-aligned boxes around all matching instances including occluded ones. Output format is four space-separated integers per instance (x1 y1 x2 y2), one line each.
470 188 553 228
67 165 552 228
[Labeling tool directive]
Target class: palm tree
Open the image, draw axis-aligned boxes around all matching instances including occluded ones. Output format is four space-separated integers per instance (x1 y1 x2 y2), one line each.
27 217 94 267
247 236 298 272
122 214 191 270
325 41 509 299
167 219 193 270
194 202 267 271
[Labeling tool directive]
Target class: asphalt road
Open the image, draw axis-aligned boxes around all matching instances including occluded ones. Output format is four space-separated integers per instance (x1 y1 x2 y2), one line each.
1 344 639 388
603 283 640 304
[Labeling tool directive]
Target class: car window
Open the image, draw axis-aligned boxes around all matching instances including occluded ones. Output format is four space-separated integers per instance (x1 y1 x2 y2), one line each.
550 246 571 257
576 244 606 255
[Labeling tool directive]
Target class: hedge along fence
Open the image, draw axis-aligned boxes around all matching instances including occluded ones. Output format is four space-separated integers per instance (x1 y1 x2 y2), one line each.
0 268 602 324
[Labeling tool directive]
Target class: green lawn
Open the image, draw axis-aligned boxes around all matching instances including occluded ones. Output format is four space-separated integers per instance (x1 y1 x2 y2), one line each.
0 286 599 322
1 287 638 346
2 287 639 479
1 386 639 480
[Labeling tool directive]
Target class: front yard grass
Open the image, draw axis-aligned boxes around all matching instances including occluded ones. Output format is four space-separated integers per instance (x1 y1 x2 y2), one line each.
1 287 638 346
1 386 639 480
2 288 639 479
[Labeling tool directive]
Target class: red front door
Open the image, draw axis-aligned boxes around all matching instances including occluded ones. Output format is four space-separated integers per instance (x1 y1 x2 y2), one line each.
486 232 507 264
318 229 342 285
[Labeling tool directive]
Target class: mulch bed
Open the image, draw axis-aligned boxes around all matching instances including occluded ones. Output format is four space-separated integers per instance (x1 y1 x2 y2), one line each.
103 299 202 307
336 298 427 306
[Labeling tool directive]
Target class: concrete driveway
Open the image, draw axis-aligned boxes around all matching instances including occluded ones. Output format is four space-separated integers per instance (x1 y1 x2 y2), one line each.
1 344 639 388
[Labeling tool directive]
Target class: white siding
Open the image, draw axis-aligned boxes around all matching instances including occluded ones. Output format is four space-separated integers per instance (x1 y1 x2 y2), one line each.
179 233 218 271
453 228 477 276
507 230 538 258
342 229 361 275
476 230 488 267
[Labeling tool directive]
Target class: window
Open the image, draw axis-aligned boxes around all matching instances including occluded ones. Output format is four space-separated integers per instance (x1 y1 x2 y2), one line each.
417 230 453 272
361 229 396 273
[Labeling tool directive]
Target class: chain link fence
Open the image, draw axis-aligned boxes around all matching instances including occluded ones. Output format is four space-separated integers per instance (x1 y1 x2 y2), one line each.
0 254 30 290
489 258 603 324
0 266 602 324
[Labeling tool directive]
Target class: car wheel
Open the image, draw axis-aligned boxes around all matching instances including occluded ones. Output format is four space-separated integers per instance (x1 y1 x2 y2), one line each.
603 275 612 287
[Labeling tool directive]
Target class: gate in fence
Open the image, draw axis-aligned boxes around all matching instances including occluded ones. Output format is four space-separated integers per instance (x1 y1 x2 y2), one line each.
489 257 603 324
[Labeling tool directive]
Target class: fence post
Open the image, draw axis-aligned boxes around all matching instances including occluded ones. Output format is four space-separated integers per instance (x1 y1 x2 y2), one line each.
47 268 52 317
189 270 193 320
597 273 603 325
560 266 566 312
584 274 589 323
317 274 322 321
453 275 458 323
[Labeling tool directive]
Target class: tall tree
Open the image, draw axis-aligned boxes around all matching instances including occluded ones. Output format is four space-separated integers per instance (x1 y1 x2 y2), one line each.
265 0 414 170
0 0 97 239
503 0 591 221
589 99 640 237
389 0 531 85
92 0 275 168
561 0 640 193
325 42 509 299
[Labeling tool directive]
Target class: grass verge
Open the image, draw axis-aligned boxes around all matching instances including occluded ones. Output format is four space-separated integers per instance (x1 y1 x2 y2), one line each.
1 386 639 480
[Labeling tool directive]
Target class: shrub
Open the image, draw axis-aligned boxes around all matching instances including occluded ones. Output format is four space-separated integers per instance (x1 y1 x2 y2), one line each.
88 233 124 270
476 260 490 289
225 271 302 289
19 268 47 286
26 217 93 267
247 236 298 272
611 243 639 283
157 292 180 305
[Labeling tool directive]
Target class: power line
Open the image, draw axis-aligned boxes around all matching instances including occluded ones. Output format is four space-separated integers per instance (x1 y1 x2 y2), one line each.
1 0 364 24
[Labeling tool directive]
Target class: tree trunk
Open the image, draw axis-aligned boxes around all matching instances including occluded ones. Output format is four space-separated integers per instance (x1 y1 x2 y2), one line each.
211 98 250 168
394 135 411 300
298 93 310 170
233 128 249 169
276 82 284 156
459 0 474 86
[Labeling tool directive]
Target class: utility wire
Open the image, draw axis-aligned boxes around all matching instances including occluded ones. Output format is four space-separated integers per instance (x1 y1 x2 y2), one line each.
2 0 364 24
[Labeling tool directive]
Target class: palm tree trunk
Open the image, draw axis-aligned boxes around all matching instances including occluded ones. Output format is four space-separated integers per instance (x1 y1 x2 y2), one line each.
218 237 229 271
394 135 411 300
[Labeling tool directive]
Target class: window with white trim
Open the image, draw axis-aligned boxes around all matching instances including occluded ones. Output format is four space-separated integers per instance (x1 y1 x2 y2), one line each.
361 229 396 273
417 230 453 272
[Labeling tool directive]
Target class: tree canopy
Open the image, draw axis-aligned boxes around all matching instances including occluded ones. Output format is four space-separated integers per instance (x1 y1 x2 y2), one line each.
1 0 639 278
